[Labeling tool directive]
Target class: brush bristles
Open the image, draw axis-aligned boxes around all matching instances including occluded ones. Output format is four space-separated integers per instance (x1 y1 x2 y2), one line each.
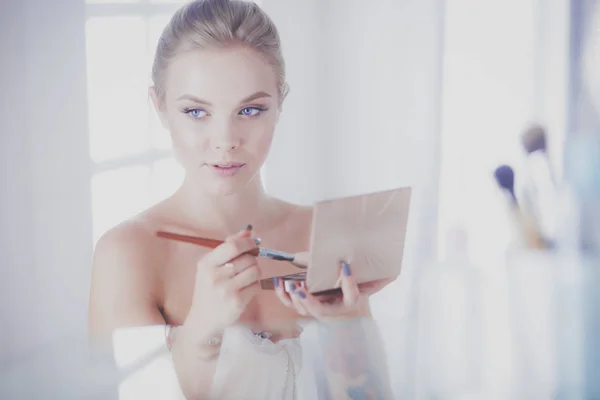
522 124 547 154
494 164 517 203
292 251 309 268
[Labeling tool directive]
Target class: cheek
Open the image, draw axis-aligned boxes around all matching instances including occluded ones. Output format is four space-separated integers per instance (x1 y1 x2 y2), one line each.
242 129 273 167
251 130 274 158
244 117 277 160
167 117 209 165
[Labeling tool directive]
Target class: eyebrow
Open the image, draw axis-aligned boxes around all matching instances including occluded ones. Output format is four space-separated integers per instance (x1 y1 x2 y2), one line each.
176 91 272 106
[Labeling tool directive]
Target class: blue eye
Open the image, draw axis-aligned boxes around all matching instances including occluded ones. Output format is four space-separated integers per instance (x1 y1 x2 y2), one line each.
184 108 207 119
239 107 264 117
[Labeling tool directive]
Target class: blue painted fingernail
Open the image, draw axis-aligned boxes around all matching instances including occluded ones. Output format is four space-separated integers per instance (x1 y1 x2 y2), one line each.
241 224 253 232
297 290 306 299
289 282 297 292
342 261 351 276
272 277 279 288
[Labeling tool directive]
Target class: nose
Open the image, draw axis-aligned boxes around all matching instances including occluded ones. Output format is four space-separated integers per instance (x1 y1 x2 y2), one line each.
212 121 240 151
215 140 238 151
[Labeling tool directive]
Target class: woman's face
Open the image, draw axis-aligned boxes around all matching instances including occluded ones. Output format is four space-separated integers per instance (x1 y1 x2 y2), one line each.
153 46 281 196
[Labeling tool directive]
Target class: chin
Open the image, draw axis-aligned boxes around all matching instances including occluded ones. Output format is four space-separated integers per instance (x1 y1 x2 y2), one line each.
192 164 262 196
205 177 258 197
207 184 241 197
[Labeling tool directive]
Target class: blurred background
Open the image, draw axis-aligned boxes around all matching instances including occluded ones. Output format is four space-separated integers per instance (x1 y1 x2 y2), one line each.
0 0 598 396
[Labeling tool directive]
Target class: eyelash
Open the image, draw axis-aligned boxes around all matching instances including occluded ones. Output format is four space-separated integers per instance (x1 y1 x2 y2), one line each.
239 106 268 117
183 108 207 119
182 106 268 120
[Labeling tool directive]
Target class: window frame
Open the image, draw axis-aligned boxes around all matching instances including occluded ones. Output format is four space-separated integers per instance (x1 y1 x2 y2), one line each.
85 0 183 177
84 0 186 244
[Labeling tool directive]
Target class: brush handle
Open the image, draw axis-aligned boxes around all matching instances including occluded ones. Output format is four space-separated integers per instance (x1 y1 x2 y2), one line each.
155 231 261 256
155 231 310 265
257 248 308 268
511 206 548 250
156 231 224 248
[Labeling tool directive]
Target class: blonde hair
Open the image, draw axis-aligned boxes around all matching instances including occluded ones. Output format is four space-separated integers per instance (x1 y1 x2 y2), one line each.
152 0 288 104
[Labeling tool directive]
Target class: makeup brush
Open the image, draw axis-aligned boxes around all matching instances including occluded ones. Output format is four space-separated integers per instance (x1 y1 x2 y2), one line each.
521 124 557 185
520 124 561 241
521 124 547 154
493 165 547 250
494 165 518 204
155 231 309 268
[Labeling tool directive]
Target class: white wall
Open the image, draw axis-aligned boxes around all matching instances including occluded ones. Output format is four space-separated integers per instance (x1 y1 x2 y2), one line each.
1 0 35 363
0 0 575 396
264 0 444 293
258 0 327 205
1 0 94 363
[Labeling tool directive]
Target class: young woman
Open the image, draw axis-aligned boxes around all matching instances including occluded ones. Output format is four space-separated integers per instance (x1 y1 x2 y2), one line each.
88 0 394 398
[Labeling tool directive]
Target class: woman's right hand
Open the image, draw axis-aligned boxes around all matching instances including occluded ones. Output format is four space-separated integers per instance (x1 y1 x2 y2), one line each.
184 225 262 344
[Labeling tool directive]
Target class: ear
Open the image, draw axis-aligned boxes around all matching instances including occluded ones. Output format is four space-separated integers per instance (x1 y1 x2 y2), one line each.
275 89 288 123
278 83 290 111
149 86 169 130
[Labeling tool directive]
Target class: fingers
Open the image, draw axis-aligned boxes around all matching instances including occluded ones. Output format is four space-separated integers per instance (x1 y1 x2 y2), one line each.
236 281 261 309
201 228 258 268
228 263 261 289
273 278 293 307
214 264 260 314
273 260 363 320
288 283 309 316
216 280 261 315
229 224 253 240
283 261 360 319
290 285 328 317
339 261 360 307
274 279 312 317
213 254 257 280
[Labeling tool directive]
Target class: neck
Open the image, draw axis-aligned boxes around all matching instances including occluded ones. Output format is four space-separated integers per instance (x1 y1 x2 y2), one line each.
174 173 274 235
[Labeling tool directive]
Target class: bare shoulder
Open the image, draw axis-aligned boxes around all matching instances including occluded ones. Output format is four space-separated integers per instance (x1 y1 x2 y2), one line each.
89 212 167 334
92 214 167 283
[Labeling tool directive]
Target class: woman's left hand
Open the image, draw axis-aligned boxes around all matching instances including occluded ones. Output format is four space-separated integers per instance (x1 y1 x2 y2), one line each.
273 261 395 320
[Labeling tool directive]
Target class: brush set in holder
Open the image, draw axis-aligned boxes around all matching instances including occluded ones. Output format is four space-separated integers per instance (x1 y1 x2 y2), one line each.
494 126 600 256
395 250 600 399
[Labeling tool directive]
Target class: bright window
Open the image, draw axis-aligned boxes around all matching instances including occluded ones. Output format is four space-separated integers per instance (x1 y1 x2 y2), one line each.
85 0 191 245
436 0 537 263
85 0 265 245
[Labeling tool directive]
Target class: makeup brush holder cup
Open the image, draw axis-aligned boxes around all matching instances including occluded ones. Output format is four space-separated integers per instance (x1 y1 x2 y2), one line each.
505 250 600 399
404 260 485 399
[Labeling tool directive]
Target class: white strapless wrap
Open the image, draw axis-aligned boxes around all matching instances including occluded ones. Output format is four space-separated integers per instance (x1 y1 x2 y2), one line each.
112 325 185 399
209 325 303 399
112 324 316 400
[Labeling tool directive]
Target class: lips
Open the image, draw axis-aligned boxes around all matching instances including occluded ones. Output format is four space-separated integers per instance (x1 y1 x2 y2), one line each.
211 162 245 168
207 162 246 177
